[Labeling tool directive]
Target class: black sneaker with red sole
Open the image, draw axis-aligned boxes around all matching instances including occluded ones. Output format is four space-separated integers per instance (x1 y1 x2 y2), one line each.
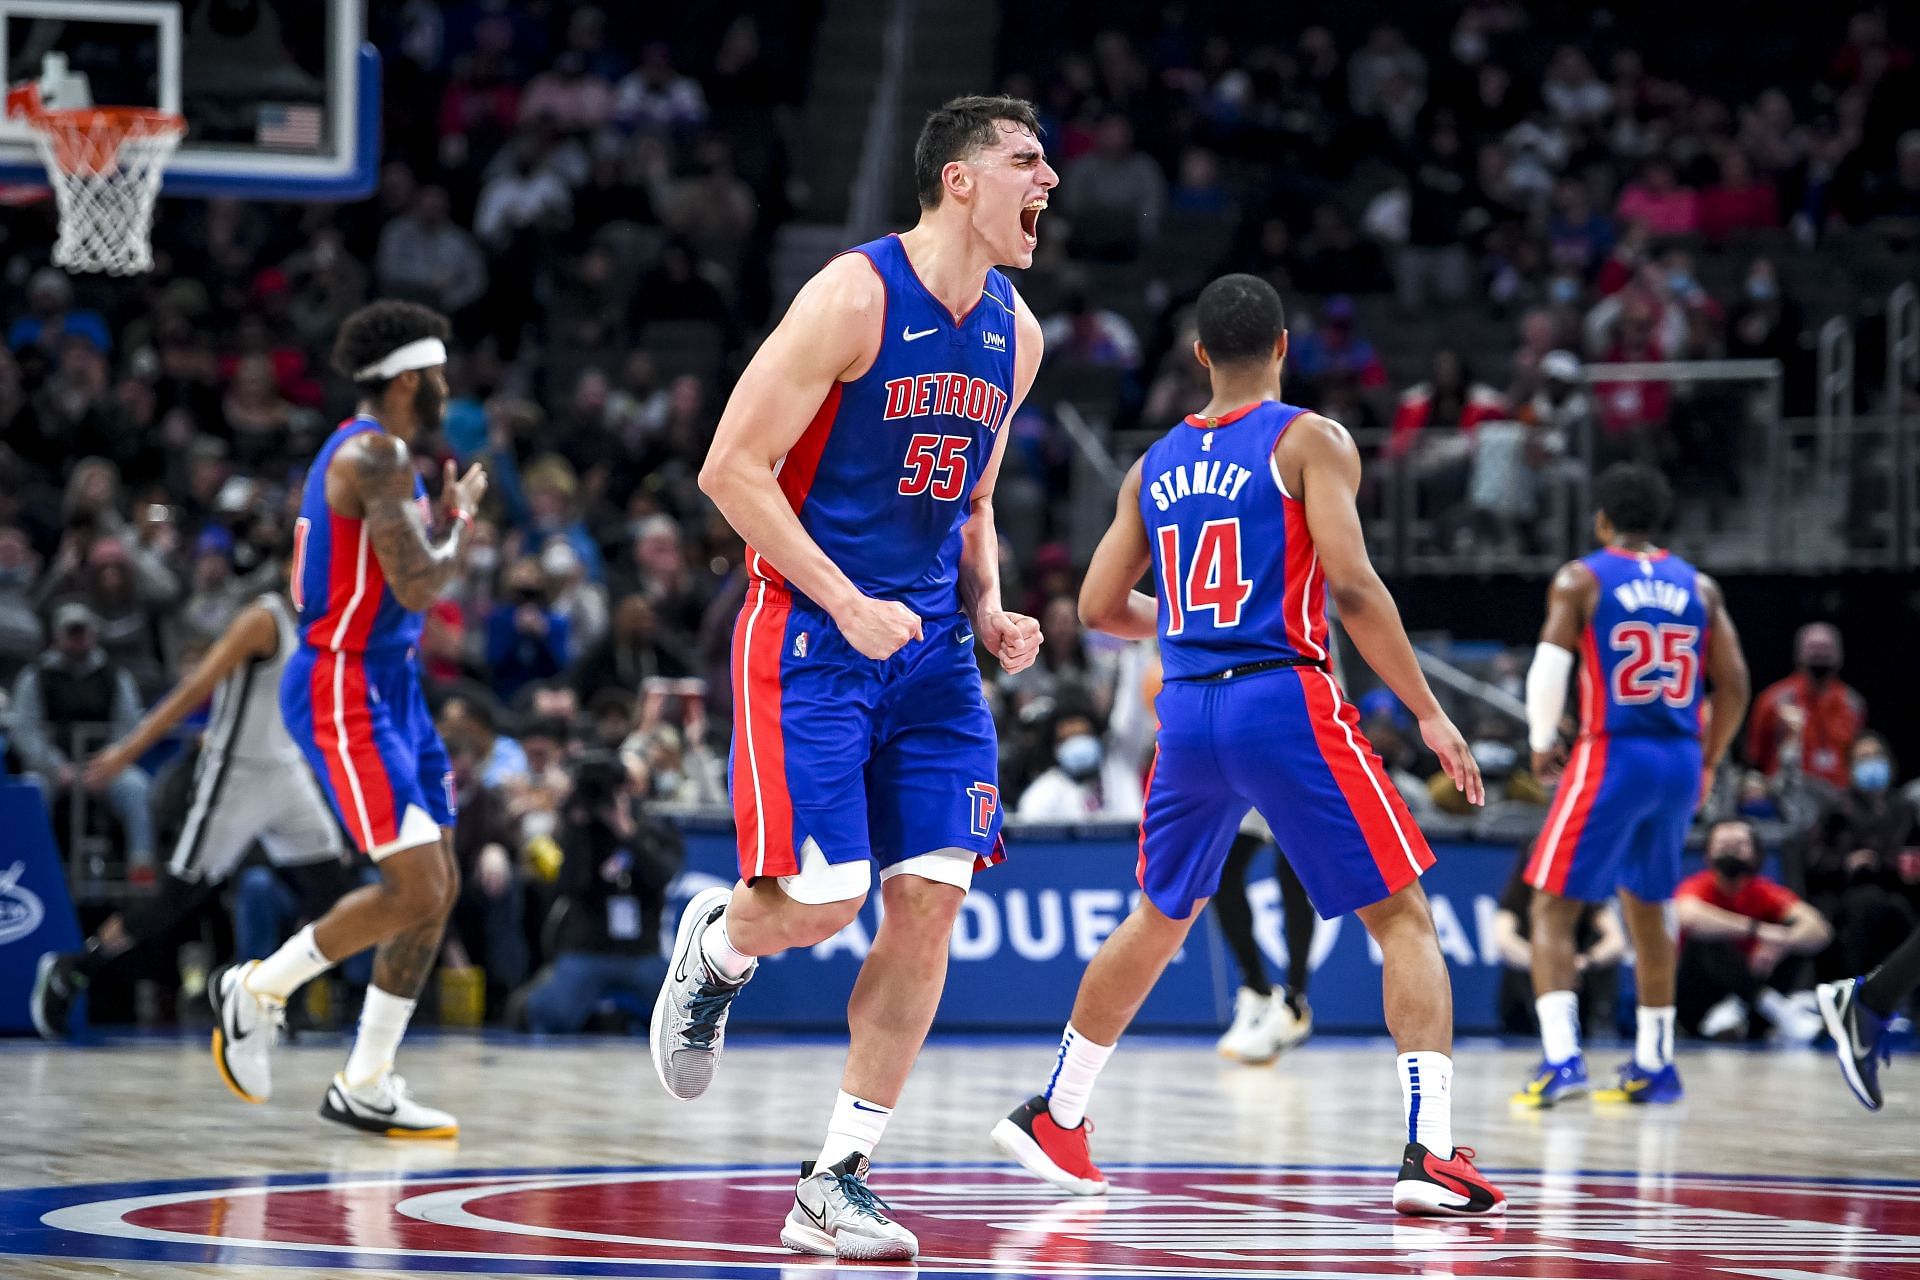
1391 1143 1507 1216
990 1095 1108 1196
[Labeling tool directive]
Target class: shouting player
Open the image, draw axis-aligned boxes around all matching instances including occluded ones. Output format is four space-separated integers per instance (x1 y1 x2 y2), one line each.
648 95 1050 1259
1515 462 1749 1107
989 273 1506 1218
32 575 353 1040
209 300 486 1138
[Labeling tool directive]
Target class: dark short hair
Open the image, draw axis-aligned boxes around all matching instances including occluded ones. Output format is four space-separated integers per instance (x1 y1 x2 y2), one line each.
331 300 451 393
1196 273 1287 365
1594 462 1671 536
914 95 1043 209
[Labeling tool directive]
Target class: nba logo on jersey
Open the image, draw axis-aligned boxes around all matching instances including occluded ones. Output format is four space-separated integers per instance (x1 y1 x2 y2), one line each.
793 631 808 659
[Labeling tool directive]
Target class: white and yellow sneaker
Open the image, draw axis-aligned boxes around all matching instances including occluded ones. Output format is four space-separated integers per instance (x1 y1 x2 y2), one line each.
320 1069 459 1139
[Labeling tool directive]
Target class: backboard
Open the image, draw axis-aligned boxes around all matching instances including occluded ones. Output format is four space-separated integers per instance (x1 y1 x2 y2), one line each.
0 0 375 200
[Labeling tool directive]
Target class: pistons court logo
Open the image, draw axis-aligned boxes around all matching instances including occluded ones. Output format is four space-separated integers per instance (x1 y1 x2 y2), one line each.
4 1163 1916 1277
0 861 45 947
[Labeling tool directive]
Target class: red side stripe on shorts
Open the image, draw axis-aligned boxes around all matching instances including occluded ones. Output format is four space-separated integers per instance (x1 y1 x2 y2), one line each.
1299 671 1433 888
309 651 398 852
1526 734 1610 893
1135 747 1161 890
747 383 844 587
1280 498 1327 661
731 581 797 879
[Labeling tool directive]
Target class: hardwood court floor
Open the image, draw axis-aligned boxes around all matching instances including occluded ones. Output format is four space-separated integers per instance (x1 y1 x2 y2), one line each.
0 1033 1913 1278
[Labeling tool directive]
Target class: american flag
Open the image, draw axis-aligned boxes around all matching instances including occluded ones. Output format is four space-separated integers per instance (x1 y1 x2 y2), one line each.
257 103 322 150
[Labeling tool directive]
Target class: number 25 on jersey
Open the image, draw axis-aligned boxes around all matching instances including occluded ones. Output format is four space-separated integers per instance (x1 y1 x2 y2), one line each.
1610 621 1699 705
1158 518 1252 635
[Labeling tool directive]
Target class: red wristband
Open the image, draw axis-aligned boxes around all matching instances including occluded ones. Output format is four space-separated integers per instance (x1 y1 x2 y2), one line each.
450 508 473 531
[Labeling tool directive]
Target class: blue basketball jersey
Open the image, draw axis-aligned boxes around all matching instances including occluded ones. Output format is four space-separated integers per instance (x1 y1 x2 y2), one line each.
289 415 430 653
1138 400 1321 680
747 234 1017 620
1578 547 1708 739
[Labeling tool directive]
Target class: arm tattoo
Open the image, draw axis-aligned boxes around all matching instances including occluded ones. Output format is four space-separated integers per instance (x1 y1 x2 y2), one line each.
371 919 446 1000
351 435 467 612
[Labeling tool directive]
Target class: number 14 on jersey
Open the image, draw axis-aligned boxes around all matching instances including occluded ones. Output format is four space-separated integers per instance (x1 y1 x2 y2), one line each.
1158 518 1252 634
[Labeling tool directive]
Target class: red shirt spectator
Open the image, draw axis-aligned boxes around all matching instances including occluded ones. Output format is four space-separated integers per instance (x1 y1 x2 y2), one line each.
1387 363 1508 460
1675 869 1800 961
1615 162 1700 237
1699 151 1780 242
1745 622 1866 790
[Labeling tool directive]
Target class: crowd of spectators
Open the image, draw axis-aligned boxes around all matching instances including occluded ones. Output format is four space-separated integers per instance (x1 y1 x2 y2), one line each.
999 4 1920 553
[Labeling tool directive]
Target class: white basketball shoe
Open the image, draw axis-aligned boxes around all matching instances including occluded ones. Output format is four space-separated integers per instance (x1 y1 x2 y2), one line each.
781 1153 919 1260
209 961 283 1103
321 1070 459 1139
650 886 754 1101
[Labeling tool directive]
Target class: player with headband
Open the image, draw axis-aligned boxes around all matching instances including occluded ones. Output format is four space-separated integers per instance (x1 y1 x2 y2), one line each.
208 300 487 1138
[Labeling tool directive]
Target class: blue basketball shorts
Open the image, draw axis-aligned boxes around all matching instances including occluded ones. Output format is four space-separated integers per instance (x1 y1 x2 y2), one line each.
1139 665 1434 921
282 644 455 858
1524 733 1701 903
727 583 1004 882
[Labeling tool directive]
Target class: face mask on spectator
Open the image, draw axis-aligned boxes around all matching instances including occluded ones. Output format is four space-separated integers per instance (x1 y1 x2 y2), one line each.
1667 271 1694 295
468 545 498 577
1711 853 1753 883
1056 733 1102 781
1803 660 1837 681
1746 277 1775 301
0 565 27 587
1853 757 1891 793
1549 277 1580 306
655 768 683 795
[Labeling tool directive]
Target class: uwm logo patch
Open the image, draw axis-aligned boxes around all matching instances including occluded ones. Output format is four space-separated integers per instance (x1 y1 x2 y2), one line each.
7 1163 1917 1278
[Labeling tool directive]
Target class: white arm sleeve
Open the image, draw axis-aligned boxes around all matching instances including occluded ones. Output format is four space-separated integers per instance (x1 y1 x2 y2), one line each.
1525 642 1576 753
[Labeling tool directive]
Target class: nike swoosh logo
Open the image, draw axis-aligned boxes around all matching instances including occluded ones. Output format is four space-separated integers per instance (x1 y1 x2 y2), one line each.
850 1101 888 1113
1850 1010 1876 1059
901 326 937 341
356 1094 398 1117
223 987 250 1045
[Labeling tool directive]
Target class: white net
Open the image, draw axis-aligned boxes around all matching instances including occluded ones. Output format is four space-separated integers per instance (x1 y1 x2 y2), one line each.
23 108 183 275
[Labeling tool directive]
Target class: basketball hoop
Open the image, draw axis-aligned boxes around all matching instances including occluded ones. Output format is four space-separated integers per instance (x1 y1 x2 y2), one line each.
6 83 183 275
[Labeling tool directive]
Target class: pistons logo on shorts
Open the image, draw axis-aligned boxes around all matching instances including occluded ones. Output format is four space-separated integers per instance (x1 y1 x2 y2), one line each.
967 782 998 838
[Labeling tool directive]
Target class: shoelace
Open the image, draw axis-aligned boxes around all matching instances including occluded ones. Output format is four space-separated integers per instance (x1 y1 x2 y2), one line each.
1448 1147 1478 1166
830 1170 896 1222
681 982 738 1049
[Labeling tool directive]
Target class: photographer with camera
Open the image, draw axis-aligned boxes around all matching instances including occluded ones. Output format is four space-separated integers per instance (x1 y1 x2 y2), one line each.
518 751 684 1034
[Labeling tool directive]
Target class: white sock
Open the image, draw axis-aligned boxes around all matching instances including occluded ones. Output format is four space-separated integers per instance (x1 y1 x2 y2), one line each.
1043 1023 1115 1130
1635 1005 1676 1071
343 986 417 1087
1535 989 1581 1063
246 924 333 1001
1398 1051 1454 1158
700 912 755 982
814 1089 891 1171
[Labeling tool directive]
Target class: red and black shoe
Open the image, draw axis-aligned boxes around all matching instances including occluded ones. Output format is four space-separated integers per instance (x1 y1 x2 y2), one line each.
990 1095 1108 1196
1392 1143 1506 1217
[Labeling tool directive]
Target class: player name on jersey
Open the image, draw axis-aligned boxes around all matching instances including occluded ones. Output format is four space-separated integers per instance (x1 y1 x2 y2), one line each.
881 373 1009 431
1611 577 1691 615
1146 459 1256 511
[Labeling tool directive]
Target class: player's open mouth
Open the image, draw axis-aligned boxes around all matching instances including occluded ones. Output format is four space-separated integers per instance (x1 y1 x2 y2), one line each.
1020 198 1047 248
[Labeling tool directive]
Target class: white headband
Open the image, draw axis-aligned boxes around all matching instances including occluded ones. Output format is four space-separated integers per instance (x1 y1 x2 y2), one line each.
354 337 447 382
